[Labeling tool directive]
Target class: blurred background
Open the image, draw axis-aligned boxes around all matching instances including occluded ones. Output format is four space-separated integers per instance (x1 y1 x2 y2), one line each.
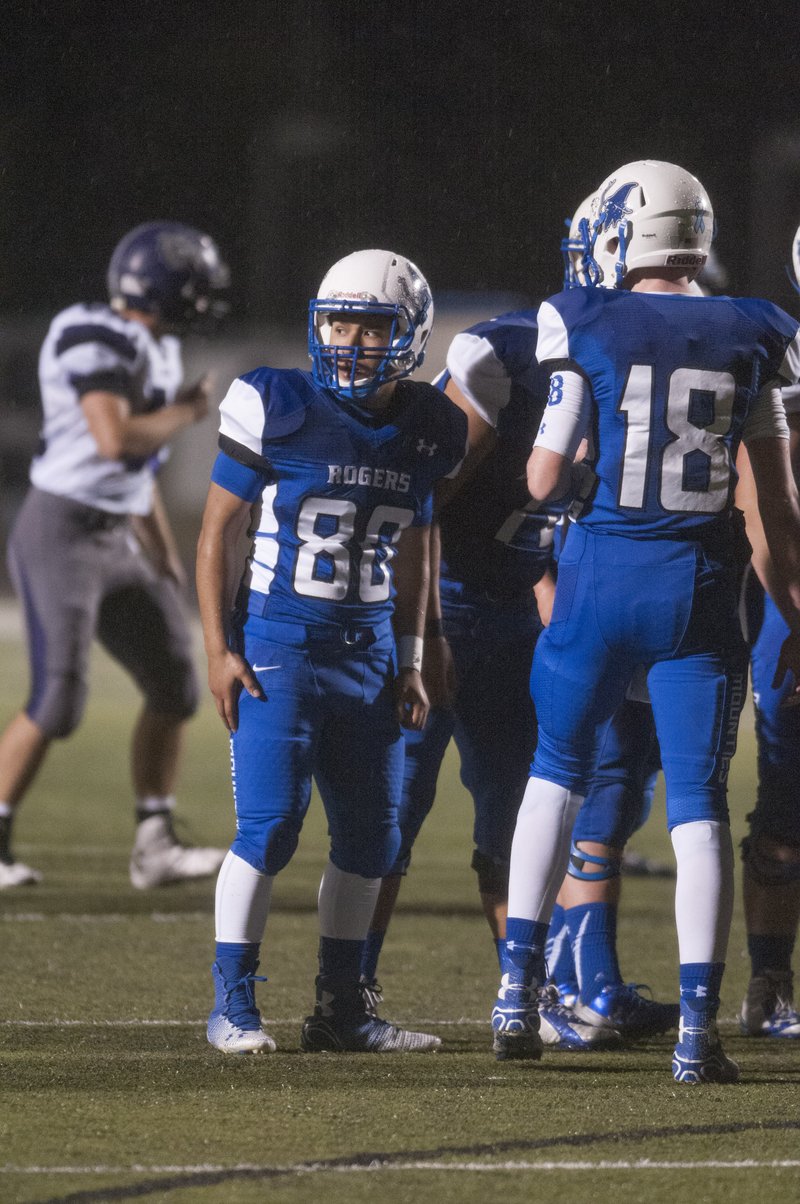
2 0 799 587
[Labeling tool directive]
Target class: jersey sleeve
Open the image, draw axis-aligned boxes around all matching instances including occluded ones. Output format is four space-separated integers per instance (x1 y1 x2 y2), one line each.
782 383 800 416
445 331 512 428
53 321 142 399
210 449 268 502
777 325 800 387
218 376 268 467
535 299 571 367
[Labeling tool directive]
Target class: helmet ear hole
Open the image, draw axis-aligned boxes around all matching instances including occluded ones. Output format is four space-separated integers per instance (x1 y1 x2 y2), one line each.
607 237 619 255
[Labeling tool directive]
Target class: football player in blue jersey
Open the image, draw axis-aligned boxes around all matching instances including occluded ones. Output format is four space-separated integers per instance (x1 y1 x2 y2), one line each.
492 160 800 1084
358 200 677 1050
732 224 800 1041
0 222 229 890
196 249 468 1054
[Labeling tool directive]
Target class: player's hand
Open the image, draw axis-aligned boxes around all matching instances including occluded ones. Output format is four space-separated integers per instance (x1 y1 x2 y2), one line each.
177 372 215 423
773 632 800 706
207 649 264 731
422 633 456 708
395 668 430 731
567 460 598 520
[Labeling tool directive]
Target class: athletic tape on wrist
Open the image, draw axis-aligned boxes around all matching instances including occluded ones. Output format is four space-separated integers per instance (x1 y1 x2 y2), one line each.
397 635 424 672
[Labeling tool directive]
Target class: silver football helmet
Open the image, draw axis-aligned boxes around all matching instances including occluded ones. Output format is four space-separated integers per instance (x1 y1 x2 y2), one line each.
308 249 434 400
590 160 713 288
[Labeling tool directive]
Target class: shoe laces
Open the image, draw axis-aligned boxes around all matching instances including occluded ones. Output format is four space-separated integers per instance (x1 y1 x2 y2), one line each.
359 978 384 1015
538 984 572 1018
221 971 267 1027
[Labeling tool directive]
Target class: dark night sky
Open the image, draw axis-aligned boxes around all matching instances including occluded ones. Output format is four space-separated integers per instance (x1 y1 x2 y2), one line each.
2 0 800 322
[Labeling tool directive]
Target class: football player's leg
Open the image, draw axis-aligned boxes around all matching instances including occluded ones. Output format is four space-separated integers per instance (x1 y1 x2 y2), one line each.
98 576 223 888
0 492 99 886
649 653 744 1083
565 700 678 1038
209 627 316 1053
741 589 800 1037
455 621 537 957
305 661 439 1052
495 553 632 1059
360 706 455 999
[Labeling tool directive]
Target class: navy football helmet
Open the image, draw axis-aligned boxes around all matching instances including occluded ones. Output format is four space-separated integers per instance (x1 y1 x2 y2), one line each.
308 249 433 401
107 221 230 332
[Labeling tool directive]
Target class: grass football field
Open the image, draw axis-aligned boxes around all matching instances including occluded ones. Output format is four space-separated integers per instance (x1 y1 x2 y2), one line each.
1 603 799 1204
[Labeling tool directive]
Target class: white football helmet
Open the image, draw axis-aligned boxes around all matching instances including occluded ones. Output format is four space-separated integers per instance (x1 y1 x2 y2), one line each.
308 249 434 400
561 192 603 288
589 160 713 288
791 224 800 293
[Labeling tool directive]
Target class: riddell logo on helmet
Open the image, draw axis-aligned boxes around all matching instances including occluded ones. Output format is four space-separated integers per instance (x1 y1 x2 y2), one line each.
665 253 705 266
328 290 377 301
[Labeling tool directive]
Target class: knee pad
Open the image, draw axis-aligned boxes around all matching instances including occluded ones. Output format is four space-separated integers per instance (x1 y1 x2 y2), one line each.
27 673 87 739
143 657 199 721
567 841 622 882
261 818 302 876
471 848 509 896
741 835 800 887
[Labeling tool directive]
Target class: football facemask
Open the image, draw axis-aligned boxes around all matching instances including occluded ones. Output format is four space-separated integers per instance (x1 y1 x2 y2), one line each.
308 249 433 401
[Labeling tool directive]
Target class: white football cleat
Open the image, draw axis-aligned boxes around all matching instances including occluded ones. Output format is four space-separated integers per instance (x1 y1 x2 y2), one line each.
129 814 225 889
0 859 43 889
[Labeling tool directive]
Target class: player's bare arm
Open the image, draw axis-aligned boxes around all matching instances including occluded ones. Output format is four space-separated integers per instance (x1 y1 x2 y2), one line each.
196 481 264 732
81 372 212 460
392 522 431 731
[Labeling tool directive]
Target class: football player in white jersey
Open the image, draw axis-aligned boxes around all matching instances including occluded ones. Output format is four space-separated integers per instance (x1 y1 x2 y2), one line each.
0 222 229 890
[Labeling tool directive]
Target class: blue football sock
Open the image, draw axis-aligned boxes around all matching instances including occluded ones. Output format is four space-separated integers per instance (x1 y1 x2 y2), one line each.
679 961 724 1013
360 929 387 981
503 917 548 985
566 901 622 1004
494 937 505 970
546 903 579 996
214 941 261 981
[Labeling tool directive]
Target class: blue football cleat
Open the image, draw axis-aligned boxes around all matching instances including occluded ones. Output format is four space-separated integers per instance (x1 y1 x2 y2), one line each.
672 1013 739 1084
491 973 543 1061
538 985 621 1051
207 961 276 1054
577 980 679 1041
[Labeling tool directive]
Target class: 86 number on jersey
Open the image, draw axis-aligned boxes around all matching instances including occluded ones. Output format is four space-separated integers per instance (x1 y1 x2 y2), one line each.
293 497 414 601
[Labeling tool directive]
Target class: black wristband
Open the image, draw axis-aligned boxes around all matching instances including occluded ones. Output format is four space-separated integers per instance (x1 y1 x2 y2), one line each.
425 617 445 638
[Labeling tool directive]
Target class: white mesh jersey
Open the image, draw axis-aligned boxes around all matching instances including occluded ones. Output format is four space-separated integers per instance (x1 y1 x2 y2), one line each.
29 302 183 514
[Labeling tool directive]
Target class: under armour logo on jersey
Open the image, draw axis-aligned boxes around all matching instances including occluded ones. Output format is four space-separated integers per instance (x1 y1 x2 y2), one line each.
597 181 637 232
417 438 437 456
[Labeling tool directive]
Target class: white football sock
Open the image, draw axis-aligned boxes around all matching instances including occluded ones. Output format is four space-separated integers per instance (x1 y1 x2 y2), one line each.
671 819 734 964
507 776 584 922
215 850 273 944
317 859 381 940
136 794 176 814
